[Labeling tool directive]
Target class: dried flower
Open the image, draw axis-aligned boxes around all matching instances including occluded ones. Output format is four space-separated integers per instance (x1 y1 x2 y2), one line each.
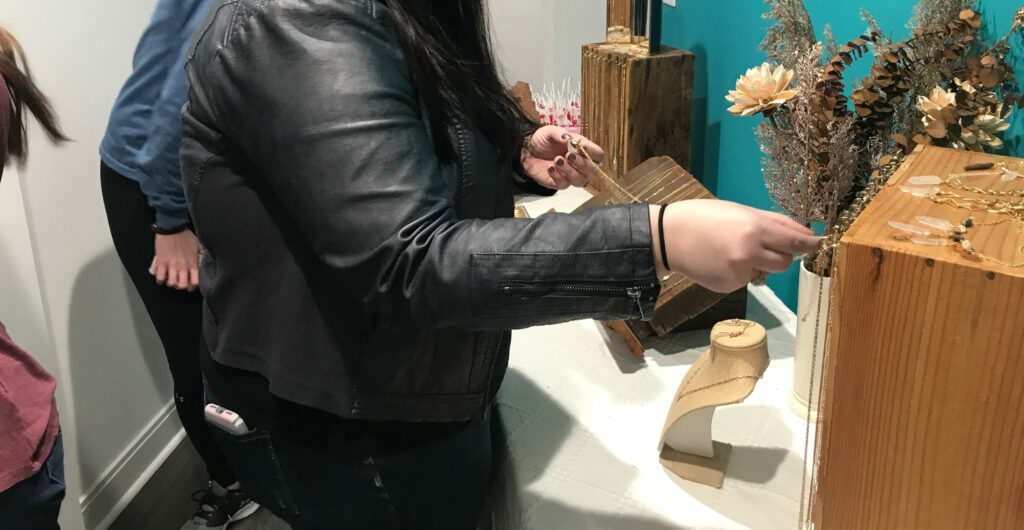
918 86 958 138
908 0 975 33
726 64 800 117
758 44 858 232
958 105 1011 150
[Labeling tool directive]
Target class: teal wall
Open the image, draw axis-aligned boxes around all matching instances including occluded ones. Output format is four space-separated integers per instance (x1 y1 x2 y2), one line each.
661 0 1024 310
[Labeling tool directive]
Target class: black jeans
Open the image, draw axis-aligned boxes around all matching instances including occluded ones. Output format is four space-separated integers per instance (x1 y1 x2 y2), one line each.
100 163 235 486
205 388 493 530
0 435 65 530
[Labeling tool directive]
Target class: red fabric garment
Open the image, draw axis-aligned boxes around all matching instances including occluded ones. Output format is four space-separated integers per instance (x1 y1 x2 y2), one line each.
0 77 61 493
0 323 60 493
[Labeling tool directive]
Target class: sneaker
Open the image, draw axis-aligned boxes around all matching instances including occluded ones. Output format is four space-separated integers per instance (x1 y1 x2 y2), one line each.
189 482 260 528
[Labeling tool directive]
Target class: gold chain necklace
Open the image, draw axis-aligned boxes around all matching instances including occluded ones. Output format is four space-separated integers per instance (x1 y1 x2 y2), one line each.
890 215 1024 268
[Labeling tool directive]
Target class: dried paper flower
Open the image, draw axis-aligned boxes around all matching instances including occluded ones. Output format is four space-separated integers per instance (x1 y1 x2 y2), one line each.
918 86 958 138
726 64 800 117
958 105 1011 150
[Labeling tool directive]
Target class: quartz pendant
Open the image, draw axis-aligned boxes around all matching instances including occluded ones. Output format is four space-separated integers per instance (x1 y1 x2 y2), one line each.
889 221 933 235
910 237 947 246
961 240 976 254
908 175 942 185
1002 169 1021 182
915 216 953 232
899 185 939 197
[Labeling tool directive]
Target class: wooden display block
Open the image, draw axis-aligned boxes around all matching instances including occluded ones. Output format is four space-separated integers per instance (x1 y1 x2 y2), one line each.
581 43 694 191
814 146 1024 530
575 157 743 356
607 0 630 27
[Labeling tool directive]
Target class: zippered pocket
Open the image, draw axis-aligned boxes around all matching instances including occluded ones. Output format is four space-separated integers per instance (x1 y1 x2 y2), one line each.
501 281 658 319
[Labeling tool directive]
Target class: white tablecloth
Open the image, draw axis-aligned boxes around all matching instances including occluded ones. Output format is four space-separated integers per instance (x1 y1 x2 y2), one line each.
493 190 813 530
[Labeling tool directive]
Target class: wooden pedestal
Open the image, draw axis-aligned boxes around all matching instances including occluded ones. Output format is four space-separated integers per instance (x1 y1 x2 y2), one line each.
815 146 1024 529
581 43 694 191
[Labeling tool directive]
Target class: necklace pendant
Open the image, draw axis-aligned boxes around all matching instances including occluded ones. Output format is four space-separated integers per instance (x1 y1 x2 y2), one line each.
900 185 939 198
908 175 942 186
889 221 933 236
915 216 954 232
961 239 976 255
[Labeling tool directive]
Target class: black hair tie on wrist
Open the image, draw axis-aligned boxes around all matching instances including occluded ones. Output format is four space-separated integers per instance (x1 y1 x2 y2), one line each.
658 204 671 272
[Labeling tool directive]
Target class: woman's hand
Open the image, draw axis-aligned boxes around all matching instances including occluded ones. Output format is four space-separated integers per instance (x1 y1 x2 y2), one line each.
150 230 201 291
521 125 605 190
650 200 820 293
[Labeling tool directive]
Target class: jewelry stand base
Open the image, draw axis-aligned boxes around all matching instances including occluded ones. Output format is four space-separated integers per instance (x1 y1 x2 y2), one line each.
659 441 732 489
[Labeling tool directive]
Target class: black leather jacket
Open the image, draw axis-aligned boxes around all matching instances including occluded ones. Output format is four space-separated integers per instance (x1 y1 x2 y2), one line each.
181 0 661 422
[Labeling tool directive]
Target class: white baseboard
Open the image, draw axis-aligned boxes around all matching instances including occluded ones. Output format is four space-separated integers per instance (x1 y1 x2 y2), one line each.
80 400 185 530
748 284 798 337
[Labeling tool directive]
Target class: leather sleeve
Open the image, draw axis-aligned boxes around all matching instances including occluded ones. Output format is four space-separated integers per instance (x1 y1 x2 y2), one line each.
185 0 660 330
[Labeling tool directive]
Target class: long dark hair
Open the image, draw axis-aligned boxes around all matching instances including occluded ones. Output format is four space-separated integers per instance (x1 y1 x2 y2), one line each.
0 26 68 166
385 0 533 170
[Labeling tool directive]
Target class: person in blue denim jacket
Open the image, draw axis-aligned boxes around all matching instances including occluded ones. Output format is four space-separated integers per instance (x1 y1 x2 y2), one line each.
99 0 256 526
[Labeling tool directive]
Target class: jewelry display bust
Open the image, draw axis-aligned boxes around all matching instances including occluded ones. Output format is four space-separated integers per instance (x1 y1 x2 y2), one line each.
659 319 770 488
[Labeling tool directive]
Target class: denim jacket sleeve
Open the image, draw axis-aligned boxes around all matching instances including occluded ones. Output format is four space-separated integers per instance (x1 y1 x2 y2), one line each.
183 0 661 330
135 39 193 230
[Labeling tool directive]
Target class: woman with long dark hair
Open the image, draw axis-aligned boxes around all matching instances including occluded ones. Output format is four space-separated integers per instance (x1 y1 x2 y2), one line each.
181 0 818 527
0 26 69 530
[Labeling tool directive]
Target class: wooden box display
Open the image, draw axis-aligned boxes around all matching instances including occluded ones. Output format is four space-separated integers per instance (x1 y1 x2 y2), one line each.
575 156 744 357
581 43 694 191
814 146 1024 529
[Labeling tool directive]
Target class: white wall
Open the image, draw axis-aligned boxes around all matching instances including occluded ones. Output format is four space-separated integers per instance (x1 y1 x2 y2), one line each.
488 0 605 92
0 171 87 530
1 0 181 528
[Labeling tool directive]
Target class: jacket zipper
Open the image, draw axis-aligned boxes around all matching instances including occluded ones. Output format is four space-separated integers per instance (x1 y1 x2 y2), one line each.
502 281 658 320
453 122 472 212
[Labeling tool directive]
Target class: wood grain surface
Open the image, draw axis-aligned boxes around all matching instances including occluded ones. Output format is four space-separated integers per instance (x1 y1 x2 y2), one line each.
607 0 631 32
581 44 693 191
814 146 1024 530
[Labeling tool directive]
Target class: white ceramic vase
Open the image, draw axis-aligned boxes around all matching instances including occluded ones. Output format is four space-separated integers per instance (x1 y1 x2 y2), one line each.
789 262 831 422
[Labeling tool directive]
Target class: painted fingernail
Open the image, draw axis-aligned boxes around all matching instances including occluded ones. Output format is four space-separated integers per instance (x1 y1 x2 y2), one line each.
561 134 569 140
548 167 555 173
568 153 577 162
556 158 565 166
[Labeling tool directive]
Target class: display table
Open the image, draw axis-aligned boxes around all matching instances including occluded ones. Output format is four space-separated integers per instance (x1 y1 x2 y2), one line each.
494 190 811 530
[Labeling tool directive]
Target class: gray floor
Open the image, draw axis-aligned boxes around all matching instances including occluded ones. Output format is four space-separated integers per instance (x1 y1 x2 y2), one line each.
108 437 289 529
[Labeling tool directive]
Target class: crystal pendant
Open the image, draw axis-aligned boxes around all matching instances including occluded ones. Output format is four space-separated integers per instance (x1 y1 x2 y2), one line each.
1002 169 1021 182
910 237 947 246
915 216 953 232
899 185 939 197
889 221 932 235
908 175 942 185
